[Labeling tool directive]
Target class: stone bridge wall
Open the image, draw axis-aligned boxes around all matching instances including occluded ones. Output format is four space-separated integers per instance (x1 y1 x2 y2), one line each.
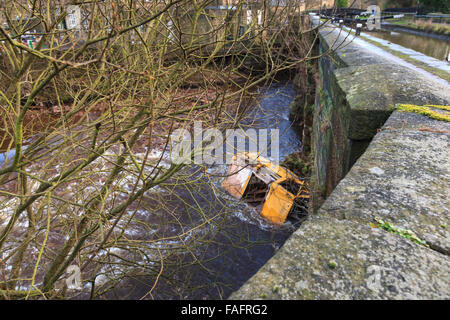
231 22 450 299
312 24 449 209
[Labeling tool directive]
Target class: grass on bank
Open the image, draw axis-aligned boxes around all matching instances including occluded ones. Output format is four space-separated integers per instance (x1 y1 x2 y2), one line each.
388 18 450 36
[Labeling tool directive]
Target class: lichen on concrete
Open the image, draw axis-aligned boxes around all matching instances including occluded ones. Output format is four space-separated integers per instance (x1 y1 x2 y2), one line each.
397 104 450 122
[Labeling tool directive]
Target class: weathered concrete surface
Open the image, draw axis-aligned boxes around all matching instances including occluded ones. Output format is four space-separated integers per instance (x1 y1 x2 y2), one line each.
336 64 448 140
230 216 450 300
319 110 450 255
231 22 450 300
231 110 450 300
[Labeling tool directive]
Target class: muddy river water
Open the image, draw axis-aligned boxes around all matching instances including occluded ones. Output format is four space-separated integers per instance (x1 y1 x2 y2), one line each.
93 26 449 301
103 82 303 300
0 81 302 300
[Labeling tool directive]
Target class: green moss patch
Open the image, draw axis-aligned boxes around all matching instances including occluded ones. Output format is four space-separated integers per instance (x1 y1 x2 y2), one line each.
373 217 429 248
282 151 313 178
397 104 450 122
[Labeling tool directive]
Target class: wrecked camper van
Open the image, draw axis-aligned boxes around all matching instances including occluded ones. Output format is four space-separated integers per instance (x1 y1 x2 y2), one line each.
222 152 309 225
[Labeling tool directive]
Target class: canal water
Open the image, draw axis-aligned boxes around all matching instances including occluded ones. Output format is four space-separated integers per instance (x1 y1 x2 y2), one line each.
101 82 303 300
365 28 450 61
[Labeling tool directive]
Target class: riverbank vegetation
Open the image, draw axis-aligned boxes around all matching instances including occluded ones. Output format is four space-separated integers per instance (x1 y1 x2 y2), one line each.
0 0 324 300
389 18 450 36
360 0 449 14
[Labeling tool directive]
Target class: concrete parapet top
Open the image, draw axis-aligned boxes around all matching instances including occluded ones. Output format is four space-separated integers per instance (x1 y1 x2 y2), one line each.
231 108 450 299
318 24 449 140
231 23 450 299
319 108 450 254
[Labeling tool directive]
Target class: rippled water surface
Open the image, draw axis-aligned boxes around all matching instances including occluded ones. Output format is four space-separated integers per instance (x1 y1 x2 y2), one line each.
107 82 303 300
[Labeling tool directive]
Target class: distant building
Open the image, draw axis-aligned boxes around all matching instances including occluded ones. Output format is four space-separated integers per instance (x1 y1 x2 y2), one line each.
0 0 337 47
212 0 336 12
